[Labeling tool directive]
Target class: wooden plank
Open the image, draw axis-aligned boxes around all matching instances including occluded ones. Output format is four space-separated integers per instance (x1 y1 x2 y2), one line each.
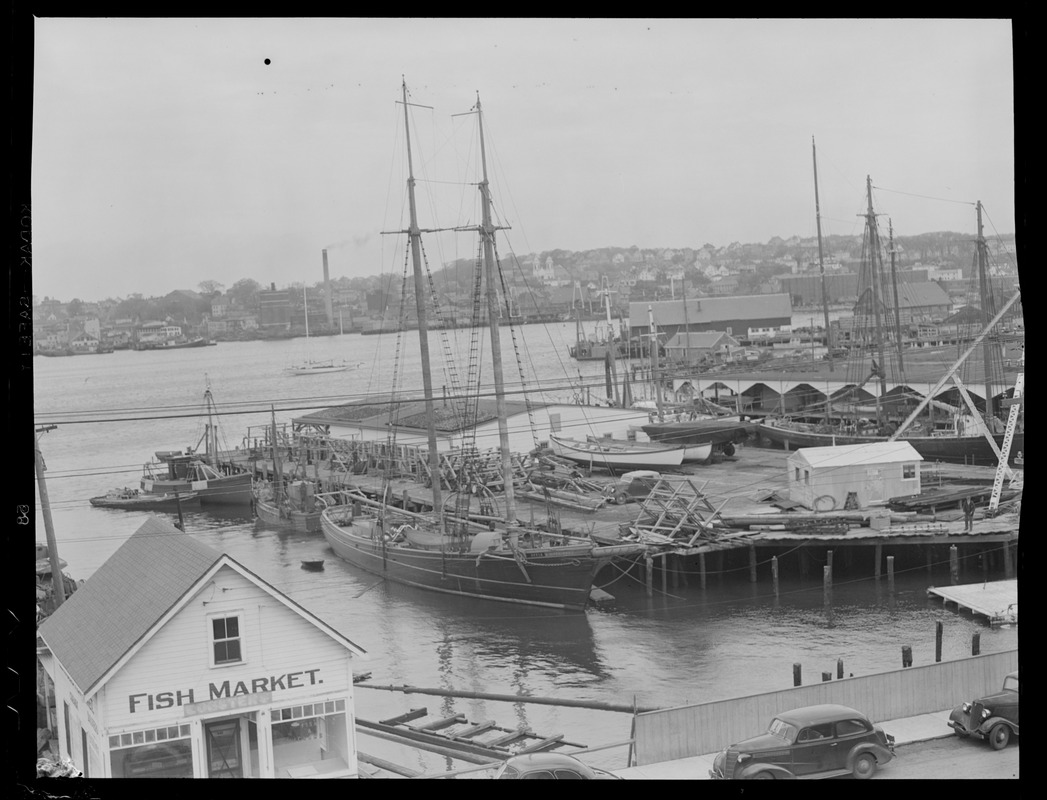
417 714 467 731
485 728 533 747
453 720 498 739
515 734 565 754
379 707 428 726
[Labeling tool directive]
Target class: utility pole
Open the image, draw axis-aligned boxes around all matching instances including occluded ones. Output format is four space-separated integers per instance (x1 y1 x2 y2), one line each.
34 427 67 608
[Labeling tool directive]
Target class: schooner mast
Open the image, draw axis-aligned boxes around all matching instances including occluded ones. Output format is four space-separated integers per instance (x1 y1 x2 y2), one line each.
393 79 445 538
460 94 518 525
812 137 833 372
862 176 889 427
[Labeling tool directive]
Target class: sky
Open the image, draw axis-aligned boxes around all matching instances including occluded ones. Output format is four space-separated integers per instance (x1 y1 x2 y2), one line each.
28 18 1018 302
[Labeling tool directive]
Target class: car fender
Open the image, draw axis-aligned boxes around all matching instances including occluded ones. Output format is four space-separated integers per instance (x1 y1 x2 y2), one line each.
847 742 894 768
737 763 796 780
978 717 1018 737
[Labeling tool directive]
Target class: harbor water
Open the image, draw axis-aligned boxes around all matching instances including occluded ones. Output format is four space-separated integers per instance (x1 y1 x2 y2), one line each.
31 325 1018 774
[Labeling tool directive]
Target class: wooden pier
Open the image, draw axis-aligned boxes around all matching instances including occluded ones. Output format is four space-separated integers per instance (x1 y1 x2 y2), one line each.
927 579 1018 626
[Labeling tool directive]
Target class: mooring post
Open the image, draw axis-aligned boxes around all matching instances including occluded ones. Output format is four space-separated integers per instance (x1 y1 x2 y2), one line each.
827 549 833 570
902 645 913 668
887 555 895 592
645 556 654 598
699 552 707 590
749 545 757 583
874 544 882 579
935 621 943 662
823 565 832 604
949 545 960 585
793 663 802 687
837 658 844 679
971 632 981 656
771 555 779 597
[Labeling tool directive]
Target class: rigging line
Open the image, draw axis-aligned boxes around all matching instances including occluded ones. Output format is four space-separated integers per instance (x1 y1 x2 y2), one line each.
872 185 977 207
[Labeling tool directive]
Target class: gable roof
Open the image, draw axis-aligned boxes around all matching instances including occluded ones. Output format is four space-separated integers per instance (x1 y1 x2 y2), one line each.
664 331 739 350
38 516 366 696
788 441 922 469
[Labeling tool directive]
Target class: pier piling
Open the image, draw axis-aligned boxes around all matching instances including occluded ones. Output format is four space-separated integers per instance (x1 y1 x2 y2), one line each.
935 621 943 663
949 545 960 584
793 663 802 687
1003 541 1013 579
823 565 832 605
972 633 981 656
748 545 757 583
771 556 779 597
887 556 895 591
902 646 913 668
698 552 707 590
874 544 882 579
645 556 654 598
837 658 844 679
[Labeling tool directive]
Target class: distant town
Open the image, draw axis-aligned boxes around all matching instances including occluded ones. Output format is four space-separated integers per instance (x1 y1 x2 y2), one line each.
33 230 1019 355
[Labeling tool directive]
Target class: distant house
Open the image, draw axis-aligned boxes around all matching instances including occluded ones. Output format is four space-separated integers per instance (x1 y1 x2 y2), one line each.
787 441 922 511
37 517 368 779
662 331 739 365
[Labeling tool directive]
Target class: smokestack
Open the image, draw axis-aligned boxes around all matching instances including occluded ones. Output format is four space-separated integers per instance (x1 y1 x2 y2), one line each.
322 249 334 326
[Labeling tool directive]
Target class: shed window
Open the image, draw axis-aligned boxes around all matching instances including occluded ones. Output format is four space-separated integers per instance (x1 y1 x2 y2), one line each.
902 463 916 480
804 470 810 485
211 615 242 665
794 467 800 482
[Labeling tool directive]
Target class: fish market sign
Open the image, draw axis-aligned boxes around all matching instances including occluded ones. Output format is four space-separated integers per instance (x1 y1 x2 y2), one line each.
128 669 323 714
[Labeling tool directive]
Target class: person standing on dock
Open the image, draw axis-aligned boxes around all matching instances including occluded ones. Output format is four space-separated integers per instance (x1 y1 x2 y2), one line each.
962 496 976 531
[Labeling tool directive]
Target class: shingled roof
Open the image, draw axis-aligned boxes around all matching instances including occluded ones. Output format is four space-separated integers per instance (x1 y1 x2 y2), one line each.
38 516 221 695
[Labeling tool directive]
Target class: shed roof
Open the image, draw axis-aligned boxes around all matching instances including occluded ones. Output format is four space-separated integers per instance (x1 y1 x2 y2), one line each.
787 441 923 469
629 293 792 327
38 516 365 696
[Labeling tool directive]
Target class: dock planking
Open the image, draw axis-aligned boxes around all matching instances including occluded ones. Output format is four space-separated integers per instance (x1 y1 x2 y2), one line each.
927 579 1017 626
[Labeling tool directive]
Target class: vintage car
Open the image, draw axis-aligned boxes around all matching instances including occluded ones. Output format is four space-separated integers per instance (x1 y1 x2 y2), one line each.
602 470 660 505
948 670 1019 749
493 752 621 780
709 704 895 780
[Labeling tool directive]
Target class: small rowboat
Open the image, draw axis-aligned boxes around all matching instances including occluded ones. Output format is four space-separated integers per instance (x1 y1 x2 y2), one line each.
90 488 200 510
300 560 325 572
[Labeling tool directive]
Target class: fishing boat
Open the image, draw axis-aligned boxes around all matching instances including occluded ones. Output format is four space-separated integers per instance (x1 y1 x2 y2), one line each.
89 487 200 510
254 409 324 533
285 285 356 375
641 417 757 459
319 81 612 611
568 278 628 362
139 387 255 505
548 433 690 470
756 170 1023 466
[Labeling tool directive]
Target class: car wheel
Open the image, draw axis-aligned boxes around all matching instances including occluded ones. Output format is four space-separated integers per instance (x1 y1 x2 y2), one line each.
723 442 736 457
852 753 877 780
989 723 1011 750
749 772 775 779
614 492 629 505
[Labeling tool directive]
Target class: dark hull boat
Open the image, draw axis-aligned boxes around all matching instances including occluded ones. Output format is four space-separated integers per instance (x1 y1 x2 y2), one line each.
642 418 757 457
255 495 322 533
757 420 1023 467
90 489 201 510
320 507 597 610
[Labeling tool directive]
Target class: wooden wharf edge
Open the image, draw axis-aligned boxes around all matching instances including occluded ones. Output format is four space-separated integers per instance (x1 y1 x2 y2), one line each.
927 579 1018 626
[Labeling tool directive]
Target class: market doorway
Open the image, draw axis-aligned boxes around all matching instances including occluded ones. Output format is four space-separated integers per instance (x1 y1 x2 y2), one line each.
205 718 243 778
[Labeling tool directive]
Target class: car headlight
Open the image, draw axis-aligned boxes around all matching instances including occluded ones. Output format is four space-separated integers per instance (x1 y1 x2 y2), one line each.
980 707 991 720
961 702 971 714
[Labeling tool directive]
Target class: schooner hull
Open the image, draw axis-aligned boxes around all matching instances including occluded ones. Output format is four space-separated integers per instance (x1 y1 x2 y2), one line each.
320 510 596 610
256 497 322 533
758 423 1024 466
140 472 254 505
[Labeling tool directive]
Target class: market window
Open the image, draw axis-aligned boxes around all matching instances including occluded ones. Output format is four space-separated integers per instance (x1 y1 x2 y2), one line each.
211 615 242 665
902 463 916 480
109 724 194 778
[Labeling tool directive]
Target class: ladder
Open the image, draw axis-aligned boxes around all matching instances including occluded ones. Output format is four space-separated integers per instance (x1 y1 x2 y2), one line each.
988 373 1023 513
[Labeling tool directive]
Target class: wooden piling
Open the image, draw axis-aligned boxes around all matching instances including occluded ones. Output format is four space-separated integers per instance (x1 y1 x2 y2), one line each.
1003 540 1013 579
645 556 654 598
949 545 959 585
793 663 802 687
874 544 882 579
902 646 913 668
771 556 779 597
827 549 833 570
887 555 895 591
972 632 981 656
823 565 832 604
749 545 757 583
698 552 707 590
935 621 943 663
661 555 668 595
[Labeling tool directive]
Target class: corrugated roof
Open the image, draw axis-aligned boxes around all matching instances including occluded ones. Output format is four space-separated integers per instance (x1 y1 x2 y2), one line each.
665 331 738 349
38 516 221 695
788 440 923 469
295 397 539 433
629 293 792 327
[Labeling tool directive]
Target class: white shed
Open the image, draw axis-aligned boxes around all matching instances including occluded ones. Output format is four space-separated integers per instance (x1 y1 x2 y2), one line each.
787 441 922 511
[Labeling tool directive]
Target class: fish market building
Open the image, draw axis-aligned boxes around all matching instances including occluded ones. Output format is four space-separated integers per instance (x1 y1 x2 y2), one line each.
36 516 367 778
